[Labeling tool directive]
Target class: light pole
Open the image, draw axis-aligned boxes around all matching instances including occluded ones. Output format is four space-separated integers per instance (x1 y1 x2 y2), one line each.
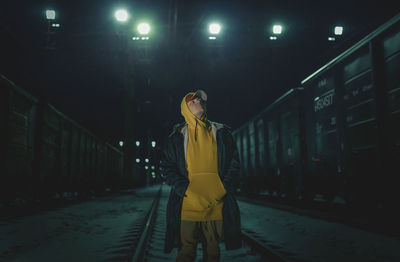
113 8 155 187
132 22 152 65
45 9 56 49
114 8 138 187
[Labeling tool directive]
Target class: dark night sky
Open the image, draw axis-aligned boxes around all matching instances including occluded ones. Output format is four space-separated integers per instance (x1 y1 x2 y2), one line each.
1 0 399 147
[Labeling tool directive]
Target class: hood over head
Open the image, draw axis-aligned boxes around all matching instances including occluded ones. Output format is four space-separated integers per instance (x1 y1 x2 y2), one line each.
181 92 211 140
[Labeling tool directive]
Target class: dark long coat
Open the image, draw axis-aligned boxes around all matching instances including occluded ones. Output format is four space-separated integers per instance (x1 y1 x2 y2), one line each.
161 122 242 253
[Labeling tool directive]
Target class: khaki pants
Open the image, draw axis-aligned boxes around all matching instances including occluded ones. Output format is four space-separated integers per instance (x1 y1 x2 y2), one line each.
176 220 223 262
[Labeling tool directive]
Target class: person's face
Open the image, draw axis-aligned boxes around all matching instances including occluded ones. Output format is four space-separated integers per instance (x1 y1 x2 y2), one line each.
187 98 205 118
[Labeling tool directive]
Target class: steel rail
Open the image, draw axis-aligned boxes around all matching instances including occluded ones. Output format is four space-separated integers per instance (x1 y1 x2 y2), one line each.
130 185 162 262
241 232 294 262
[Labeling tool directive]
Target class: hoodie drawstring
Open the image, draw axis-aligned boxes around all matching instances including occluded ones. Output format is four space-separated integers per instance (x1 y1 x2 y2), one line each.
195 119 198 141
194 118 212 142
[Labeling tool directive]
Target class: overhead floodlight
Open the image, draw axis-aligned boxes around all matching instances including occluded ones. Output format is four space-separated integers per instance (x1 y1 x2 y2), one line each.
115 9 128 22
334 26 343 35
138 23 151 35
132 36 149 40
209 23 221 35
46 10 56 20
272 25 282 34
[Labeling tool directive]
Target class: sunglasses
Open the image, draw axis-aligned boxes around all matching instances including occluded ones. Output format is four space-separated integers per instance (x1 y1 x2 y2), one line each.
191 90 207 103
187 90 208 111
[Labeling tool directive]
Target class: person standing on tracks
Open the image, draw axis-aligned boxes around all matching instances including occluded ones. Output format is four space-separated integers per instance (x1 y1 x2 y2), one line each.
161 90 242 262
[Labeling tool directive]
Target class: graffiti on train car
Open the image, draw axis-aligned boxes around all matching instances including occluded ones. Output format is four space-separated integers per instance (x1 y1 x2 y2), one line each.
314 90 334 112
344 83 373 101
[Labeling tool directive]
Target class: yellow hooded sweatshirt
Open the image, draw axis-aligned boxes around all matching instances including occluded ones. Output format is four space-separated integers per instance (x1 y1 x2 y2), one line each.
180 93 227 221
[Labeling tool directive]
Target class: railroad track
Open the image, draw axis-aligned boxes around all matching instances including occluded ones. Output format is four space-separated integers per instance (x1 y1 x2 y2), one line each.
105 185 296 262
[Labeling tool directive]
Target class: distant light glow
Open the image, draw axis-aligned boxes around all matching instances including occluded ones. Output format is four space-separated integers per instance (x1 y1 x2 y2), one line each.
334 26 343 35
136 141 140 146
328 37 336 41
132 36 149 40
269 36 277 40
209 23 221 35
119 141 124 147
46 10 56 20
138 23 151 35
151 166 155 170
151 141 156 148
51 23 60 28
145 158 149 163
208 36 217 40
272 25 282 34
145 166 149 170
136 158 140 163
115 9 128 22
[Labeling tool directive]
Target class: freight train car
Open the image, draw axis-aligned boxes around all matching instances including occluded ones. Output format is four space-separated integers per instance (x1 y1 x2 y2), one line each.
301 13 400 208
1 75 38 203
234 13 400 209
233 88 306 199
32 103 124 198
0 74 124 204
